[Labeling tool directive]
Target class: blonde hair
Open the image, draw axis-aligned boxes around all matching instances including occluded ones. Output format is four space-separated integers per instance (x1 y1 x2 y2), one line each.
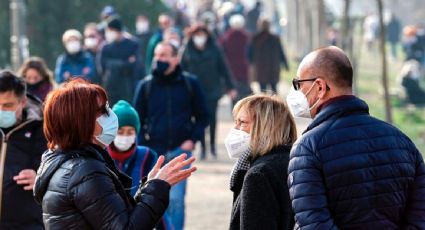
233 94 297 158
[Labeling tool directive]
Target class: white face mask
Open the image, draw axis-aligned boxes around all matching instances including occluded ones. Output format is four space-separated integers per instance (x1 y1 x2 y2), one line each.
113 134 136 151
65 41 81 54
105 30 119 43
84 37 98 49
224 128 251 159
193 35 207 48
169 39 181 48
286 83 320 119
95 107 119 146
136 21 149 33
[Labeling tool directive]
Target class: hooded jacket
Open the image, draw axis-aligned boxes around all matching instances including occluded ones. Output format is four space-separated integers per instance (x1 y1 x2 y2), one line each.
33 144 170 230
0 94 46 230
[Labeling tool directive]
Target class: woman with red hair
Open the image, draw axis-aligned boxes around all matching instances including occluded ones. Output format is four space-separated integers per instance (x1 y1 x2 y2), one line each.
34 78 196 229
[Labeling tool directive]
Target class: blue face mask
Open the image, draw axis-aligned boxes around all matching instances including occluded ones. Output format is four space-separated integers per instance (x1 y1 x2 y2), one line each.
95 107 118 146
0 110 17 128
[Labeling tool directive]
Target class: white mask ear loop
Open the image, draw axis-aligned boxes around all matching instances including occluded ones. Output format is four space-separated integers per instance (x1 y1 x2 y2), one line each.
304 81 321 111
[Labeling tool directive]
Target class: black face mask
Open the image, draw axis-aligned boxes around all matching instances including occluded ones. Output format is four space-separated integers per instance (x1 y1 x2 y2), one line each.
151 60 170 77
26 79 46 91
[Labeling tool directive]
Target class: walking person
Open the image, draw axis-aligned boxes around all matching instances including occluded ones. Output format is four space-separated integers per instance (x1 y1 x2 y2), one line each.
249 19 289 92
0 71 46 229
133 42 209 230
145 14 174 75
287 46 425 229
220 14 252 106
55 29 96 84
33 78 196 230
97 18 142 105
226 94 297 230
181 23 236 159
107 100 173 229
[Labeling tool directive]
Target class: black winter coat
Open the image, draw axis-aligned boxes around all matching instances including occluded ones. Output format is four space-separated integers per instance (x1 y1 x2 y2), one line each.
33 144 170 230
98 37 142 105
181 39 235 101
0 94 46 230
288 95 425 229
230 145 295 230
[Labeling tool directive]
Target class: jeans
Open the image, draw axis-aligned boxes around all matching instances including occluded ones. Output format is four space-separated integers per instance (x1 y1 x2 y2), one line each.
165 148 192 230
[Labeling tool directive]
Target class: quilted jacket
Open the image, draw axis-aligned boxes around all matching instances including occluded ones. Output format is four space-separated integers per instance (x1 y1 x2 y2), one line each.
288 95 425 230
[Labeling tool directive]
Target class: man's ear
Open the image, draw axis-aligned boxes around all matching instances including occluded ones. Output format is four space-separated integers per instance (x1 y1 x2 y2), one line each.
21 95 27 108
317 79 328 98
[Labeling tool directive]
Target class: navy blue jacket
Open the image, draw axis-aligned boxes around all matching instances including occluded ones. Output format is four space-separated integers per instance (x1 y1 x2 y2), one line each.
133 66 209 155
288 95 425 230
55 51 96 84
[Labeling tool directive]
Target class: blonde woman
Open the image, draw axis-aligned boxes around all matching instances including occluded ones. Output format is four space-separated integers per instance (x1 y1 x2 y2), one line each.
225 94 297 230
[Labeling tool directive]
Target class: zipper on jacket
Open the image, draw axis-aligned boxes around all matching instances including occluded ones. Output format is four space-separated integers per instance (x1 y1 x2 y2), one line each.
0 119 35 221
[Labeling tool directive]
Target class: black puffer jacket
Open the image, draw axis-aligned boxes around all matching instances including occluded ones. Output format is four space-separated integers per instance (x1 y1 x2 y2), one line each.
33 144 170 230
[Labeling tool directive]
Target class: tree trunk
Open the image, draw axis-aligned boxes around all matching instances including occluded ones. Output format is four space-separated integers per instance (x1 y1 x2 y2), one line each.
377 0 393 123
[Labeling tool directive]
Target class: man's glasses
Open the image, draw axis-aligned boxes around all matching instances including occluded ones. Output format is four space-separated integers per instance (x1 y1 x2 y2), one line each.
292 78 317 90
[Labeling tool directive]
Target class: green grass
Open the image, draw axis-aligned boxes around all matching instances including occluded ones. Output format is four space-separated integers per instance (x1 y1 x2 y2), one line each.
282 44 425 156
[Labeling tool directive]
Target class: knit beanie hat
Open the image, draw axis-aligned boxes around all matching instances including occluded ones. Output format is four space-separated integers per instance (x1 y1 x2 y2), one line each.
112 100 140 133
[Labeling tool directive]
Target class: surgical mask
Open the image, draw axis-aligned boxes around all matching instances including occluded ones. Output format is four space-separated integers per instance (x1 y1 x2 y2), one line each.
95 107 118 146
136 21 149 33
65 41 81 54
286 83 320 119
113 135 136 151
0 110 17 128
151 60 170 76
105 31 119 43
84 37 98 49
224 128 251 159
193 35 207 48
169 39 181 49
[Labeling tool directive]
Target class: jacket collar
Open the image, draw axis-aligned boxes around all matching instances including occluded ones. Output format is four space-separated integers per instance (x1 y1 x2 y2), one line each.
304 95 369 134
25 93 43 121
250 144 292 164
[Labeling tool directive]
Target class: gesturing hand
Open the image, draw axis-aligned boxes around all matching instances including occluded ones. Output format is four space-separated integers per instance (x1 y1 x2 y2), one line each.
13 169 37 190
148 154 197 186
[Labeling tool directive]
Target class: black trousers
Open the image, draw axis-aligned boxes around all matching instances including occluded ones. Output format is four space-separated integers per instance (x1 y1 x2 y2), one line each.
200 98 219 157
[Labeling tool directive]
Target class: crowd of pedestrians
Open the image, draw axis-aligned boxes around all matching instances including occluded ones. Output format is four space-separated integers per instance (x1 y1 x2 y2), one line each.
0 2 424 230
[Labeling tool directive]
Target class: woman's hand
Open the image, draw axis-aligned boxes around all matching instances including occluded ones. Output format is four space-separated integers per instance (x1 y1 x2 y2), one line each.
148 154 196 186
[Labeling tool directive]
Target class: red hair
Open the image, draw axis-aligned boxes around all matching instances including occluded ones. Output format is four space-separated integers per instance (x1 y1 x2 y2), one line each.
43 78 107 150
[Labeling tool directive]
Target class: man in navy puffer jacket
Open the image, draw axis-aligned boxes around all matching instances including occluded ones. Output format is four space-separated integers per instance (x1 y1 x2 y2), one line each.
287 46 425 229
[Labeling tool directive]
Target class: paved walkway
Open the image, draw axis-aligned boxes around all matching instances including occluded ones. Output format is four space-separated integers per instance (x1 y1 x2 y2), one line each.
185 82 309 229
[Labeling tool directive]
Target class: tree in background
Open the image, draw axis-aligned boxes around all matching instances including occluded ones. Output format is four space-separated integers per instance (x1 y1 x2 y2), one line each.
0 0 167 69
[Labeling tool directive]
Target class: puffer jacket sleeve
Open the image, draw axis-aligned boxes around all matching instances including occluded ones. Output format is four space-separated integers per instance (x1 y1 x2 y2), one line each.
404 146 425 228
69 160 170 230
288 142 339 230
